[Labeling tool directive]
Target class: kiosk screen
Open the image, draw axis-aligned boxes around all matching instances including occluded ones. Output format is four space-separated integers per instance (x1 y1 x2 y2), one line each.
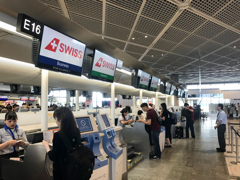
76 117 93 133
101 114 111 127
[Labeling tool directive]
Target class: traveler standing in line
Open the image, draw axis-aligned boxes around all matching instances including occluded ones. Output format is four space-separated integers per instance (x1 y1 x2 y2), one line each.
149 104 159 116
160 103 172 147
42 107 81 180
215 103 227 152
184 103 195 139
138 103 161 159
236 103 239 117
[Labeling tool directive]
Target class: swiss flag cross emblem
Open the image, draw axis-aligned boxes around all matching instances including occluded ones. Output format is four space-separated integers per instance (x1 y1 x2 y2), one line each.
95 58 103 67
45 38 60 52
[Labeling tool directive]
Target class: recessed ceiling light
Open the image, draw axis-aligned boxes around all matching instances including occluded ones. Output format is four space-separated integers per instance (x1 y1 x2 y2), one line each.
161 54 164 56
132 37 135 40
151 55 154 57
233 46 237 48
144 35 148 38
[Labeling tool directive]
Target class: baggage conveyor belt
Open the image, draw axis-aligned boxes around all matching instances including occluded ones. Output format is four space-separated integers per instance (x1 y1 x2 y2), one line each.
127 152 143 171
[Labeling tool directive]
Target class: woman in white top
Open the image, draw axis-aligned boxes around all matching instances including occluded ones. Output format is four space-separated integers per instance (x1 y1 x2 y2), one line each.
117 108 134 126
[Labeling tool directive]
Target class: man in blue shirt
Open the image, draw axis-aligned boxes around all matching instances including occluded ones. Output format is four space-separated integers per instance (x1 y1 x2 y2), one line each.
215 103 227 152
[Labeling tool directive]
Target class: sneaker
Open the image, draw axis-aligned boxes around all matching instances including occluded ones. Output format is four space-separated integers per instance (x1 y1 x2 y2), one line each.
151 156 160 160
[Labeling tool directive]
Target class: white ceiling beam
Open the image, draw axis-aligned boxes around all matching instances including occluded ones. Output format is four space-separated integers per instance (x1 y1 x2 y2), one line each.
58 0 70 19
123 0 146 51
138 8 185 61
102 0 106 39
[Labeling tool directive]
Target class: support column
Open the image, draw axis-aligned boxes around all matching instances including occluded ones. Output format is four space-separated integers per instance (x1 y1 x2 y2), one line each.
75 90 79 111
133 96 136 108
111 83 115 123
41 69 48 131
147 97 149 104
66 90 70 106
155 92 159 109
139 90 143 106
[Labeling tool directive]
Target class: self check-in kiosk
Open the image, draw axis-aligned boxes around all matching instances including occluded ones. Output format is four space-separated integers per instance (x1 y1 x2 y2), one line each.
75 115 109 180
96 114 123 180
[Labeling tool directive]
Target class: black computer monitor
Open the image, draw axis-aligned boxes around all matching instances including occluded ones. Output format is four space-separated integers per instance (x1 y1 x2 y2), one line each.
32 132 43 144
101 114 111 128
76 117 93 133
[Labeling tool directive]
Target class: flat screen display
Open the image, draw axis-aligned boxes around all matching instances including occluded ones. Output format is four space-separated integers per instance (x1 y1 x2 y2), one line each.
165 83 171 95
76 117 93 133
0 96 8 101
149 76 159 92
117 59 123 69
91 50 117 83
185 92 189 98
139 71 150 90
38 26 86 76
178 89 182 98
20 97 28 101
101 114 111 127
170 85 176 95
29 97 36 101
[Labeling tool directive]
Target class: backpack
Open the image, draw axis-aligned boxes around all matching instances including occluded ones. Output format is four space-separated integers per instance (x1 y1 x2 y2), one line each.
168 111 177 125
58 131 95 180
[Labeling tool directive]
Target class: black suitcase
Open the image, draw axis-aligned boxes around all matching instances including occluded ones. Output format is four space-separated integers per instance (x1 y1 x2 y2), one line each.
175 126 183 139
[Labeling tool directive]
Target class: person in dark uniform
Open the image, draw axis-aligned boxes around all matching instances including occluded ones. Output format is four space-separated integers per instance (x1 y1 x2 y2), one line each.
42 107 81 180
184 103 195 139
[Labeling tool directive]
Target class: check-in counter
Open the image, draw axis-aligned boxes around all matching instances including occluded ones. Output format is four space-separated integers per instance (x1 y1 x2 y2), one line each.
1 145 52 180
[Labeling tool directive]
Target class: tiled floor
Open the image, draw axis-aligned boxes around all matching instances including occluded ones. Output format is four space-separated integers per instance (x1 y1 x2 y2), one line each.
128 116 237 180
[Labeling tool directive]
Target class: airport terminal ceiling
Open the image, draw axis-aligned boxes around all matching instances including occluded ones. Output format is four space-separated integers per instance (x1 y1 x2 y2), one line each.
1 0 240 86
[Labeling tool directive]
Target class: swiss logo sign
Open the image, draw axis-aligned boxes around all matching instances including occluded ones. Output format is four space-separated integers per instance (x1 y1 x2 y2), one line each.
45 38 60 52
95 58 103 67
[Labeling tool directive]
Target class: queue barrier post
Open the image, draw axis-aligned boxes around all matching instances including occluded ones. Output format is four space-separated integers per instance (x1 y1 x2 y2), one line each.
227 126 234 153
230 130 240 165
228 122 230 145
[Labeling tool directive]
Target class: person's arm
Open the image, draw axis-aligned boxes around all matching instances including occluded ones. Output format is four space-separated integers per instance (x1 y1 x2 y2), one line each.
43 133 61 161
188 107 194 112
138 119 151 125
121 120 130 125
18 130 29 148
214 120 222 129
159 109 163 117
0 140 18 150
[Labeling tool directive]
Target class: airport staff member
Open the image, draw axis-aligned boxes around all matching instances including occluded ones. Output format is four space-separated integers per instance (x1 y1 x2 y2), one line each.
0 111 28 156
117 108 134 126
138 103 161 159
215 103 227 152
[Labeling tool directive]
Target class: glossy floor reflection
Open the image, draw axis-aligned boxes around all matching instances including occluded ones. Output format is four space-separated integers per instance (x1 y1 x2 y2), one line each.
128 116 236 180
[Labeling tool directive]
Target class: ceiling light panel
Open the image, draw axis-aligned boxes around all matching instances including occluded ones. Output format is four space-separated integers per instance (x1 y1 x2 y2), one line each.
125 44 147 54
198 41 222 53
125 51 142 60
181 34 207 48
230 40 240 50
129 31 155 46
212 30 240 45
190 0 232 16
106 4 137 29
171 44 196 56
147 49 165 57
214 46 237 56
214 0 240 26
194 21 226 39
105 23 131 41
65 0 102 20
70 13 102 34
104 38 126 50
172 9 207 33
153 38 177 51
135 16 165 37
142 0 178 24
161 27 190 43
106 0 143 13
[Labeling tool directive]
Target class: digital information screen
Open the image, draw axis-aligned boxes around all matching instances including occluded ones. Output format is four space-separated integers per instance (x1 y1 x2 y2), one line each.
20 97 28 101
38 26 86 76
0 96 8 101
139 71 150 90
91 50 117 83
178 89 183 97
76 117 93 133
29 97 36 101
165 83 171 95
170 85 176 95
101 114 111 128
149 76 159 91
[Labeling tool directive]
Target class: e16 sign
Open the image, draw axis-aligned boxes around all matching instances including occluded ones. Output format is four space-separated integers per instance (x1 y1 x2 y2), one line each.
17 14 44 39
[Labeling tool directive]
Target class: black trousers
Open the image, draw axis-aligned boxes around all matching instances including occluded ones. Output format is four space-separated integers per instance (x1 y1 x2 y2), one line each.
217 124 226 150
145 124 153 146
186 120 195 138
165 123 172 143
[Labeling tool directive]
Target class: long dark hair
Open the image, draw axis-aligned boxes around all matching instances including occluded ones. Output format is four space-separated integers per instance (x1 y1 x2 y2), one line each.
125 106 132 113
5 111 18 120
120 108 128 120
161 103 167 111
53 107 78 136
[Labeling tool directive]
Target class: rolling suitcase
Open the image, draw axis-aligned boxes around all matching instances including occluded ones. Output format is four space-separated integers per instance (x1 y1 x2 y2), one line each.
175 126 183 139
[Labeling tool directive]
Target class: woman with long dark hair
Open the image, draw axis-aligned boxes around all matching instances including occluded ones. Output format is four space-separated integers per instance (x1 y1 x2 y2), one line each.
117 108 134 126
42 107 81 180
160 103 172 147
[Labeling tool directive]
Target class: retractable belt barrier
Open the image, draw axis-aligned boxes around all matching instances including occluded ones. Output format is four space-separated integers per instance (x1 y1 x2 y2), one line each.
228 126 240 165
227 122 240 146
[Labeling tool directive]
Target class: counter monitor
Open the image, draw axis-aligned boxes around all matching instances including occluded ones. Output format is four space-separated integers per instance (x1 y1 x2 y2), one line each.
101 114 111 128
76 117 93 133
165 83 171 95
